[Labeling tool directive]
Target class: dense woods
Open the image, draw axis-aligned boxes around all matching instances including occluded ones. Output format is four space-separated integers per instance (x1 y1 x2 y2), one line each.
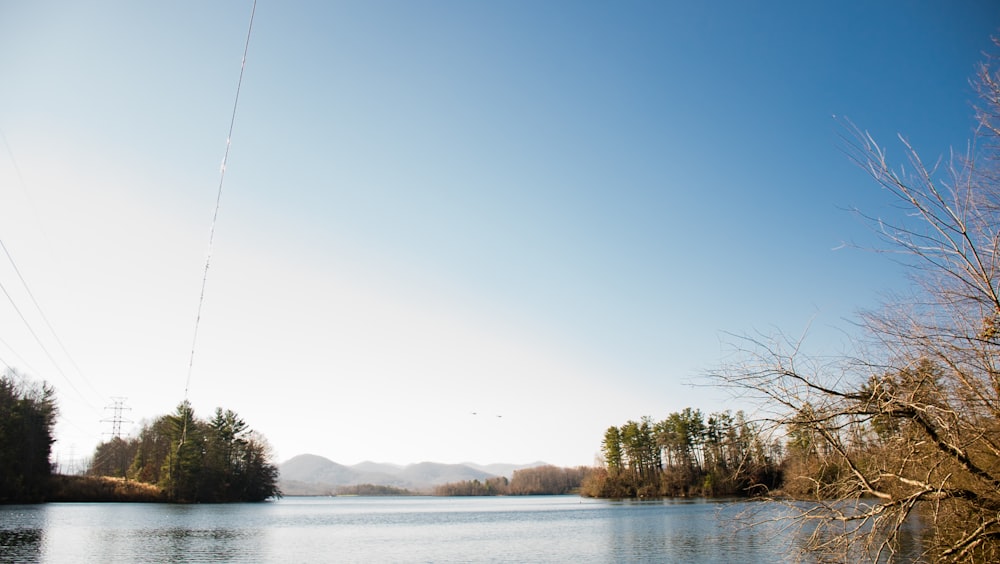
583 409 781 498
0 371 57 503
88 402 281 502
335 484 415 496
0 364 280 504
433 465 590 496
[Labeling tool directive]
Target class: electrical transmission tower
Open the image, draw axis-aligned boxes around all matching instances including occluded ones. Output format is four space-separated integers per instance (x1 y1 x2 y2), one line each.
101 397 132 440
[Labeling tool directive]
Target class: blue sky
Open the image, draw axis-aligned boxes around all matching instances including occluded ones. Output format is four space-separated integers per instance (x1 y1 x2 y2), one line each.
1 1 999 468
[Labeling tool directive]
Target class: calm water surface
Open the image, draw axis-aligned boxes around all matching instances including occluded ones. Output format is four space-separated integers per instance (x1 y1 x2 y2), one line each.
0 496 913 563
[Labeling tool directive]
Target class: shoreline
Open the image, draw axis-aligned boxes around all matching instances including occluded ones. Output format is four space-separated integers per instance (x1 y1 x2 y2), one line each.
42 475 166 503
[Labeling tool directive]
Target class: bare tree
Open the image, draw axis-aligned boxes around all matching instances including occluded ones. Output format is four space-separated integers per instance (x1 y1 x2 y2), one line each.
715 44 1000 563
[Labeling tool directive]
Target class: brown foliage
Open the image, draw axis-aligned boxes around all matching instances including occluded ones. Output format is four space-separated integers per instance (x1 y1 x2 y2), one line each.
714 42 1000 563
433 466 593 496
46 475 166 502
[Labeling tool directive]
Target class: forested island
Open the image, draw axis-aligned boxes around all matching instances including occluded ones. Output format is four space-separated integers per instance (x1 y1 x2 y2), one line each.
88 402 281 502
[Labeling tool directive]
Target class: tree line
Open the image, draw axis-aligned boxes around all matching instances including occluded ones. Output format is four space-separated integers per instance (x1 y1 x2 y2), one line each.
88 401 281 502
1 367 602 503
583 409 781 498
0 370 57 503
335 484 414 496
433 465 590 496
0 365 281 504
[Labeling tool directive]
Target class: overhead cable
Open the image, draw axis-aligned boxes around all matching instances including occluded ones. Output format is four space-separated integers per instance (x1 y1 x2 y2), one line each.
181 0 257 444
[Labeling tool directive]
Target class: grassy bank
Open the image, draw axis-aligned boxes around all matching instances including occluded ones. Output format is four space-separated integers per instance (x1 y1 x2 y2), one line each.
45 475 166 502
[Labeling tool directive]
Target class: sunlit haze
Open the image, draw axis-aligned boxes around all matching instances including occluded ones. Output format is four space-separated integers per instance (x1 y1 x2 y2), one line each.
1 1 998 469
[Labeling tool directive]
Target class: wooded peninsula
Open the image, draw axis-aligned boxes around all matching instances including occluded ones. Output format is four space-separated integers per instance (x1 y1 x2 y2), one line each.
1 373 280 504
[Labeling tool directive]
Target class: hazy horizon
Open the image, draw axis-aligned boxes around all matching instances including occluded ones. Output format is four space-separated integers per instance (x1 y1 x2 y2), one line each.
2 1 999 469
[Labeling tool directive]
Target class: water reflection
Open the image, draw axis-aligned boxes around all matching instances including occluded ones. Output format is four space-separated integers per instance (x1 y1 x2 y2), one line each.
602 499 794 563
161 527 261 563
729 500 929 564
0 497 926 563
85 523 264 563
0 505 46 563
0 528 44 561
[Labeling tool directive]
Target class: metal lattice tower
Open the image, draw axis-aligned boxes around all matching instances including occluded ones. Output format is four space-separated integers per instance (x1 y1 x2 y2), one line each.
101 397 132 440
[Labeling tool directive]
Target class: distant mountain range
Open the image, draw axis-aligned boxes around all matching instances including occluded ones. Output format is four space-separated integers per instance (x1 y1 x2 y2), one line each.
279 454 547 495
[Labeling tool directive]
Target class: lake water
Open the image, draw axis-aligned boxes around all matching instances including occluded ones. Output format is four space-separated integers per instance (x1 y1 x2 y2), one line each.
0 496 921 563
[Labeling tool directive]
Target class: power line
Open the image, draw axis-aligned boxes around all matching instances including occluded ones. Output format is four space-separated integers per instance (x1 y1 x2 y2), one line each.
1 126 102 407
0 265 99 411
0 333 38 375
0 128 42 227
181 0 257 443
0 238 102 400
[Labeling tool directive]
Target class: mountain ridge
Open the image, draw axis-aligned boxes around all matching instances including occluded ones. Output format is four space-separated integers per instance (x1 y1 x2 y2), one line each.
279 454 548 495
